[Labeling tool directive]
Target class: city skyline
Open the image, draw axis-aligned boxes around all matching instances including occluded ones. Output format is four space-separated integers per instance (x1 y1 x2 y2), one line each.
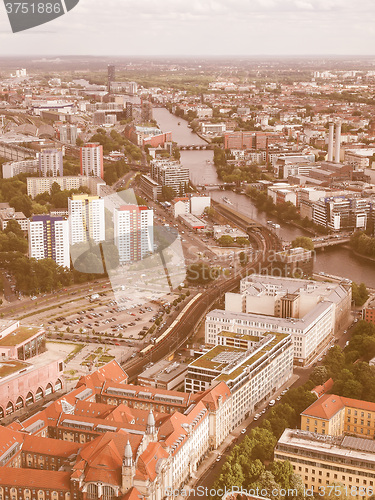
1 0 375 56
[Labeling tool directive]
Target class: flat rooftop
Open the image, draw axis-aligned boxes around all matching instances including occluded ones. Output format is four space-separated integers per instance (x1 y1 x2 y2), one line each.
191 332 290 382
0 326 42 347
277 428 375 465
0 360 30 378
138 360 188 382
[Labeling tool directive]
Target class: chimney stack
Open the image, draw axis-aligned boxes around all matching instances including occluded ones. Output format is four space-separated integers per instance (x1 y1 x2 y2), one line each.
335 121 341 163
328 122 334 162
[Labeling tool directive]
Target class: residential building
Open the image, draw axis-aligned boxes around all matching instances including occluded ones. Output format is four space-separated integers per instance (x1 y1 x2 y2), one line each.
364 298 375 325
58 123 77 145
39 149 63 177
2 159 38 178
114 205 153 264
28 215 70 268
27 175 106 198
0 206 28 231
68 194 105 245
80 143 104 179
275 428 375 495
140 174 162 201
190 195 211 216
171 197 190 218
185 331 293 428
151 159 190 197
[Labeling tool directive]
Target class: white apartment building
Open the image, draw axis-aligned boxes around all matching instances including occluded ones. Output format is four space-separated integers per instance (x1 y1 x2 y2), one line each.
171 198 190 218
39 149 63 177
27 176 106 199
151 159 190 196
68 194 105 245
201 122 226 135
80 143 104 179
28 215 70 268
186 331 293 428
190 195 211 216
114 205 153 264
2 159 38 179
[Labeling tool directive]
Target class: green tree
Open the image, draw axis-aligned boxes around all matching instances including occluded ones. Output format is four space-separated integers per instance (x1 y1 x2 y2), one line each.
291 236 314 251
218 235 234 247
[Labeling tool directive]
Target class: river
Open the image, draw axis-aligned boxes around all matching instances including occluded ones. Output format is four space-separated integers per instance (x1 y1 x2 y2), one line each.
153 107 375 287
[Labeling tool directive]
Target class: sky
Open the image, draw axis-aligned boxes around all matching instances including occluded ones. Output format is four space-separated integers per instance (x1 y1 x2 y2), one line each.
1 0 375 56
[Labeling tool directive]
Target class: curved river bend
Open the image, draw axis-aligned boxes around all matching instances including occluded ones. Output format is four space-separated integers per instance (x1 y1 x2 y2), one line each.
153 108 375 286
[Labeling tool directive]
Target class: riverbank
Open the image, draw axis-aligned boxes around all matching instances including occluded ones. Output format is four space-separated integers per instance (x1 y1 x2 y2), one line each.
351 248 375 264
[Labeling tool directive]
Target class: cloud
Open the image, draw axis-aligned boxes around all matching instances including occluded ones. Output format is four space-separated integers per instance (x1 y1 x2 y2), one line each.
1 0 375 55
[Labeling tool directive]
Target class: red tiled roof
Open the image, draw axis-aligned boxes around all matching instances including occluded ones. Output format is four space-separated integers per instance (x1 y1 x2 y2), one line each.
0 468 70 490
22 434 80 457
137 442 168 482
312 378 334 398
302 394 345 419
120 487 143 500
302 394 375 420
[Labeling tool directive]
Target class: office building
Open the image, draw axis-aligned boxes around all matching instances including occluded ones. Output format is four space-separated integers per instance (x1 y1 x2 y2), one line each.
107 64 115 91
270 247 314 278
38 149 63 177
185 331 293 428
301 393 375 439
80 143 104 179
28 215 70 268
220 274 352 361
312 196 373 232
275 428 375 495
151 159 190 197
114 204 153 264
68 194 105 245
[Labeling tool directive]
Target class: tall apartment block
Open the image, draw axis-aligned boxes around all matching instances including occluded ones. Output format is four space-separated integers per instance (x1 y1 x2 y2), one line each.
38 149 63 177
114 205 153 264
68 194 105 245
28 215 70 268
80 143 104 179
59 123 77 145
151 159 190 197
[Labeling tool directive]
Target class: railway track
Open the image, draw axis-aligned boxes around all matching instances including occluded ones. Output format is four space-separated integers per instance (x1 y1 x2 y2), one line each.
122 214 280 381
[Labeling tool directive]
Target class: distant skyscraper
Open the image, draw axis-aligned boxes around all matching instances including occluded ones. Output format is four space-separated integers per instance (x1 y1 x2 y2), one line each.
80 143 104 179
39 149 63 177
68 194 105 245
114 205 153 264
108 64 115 92
59 123 77 145
28 215 70 268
